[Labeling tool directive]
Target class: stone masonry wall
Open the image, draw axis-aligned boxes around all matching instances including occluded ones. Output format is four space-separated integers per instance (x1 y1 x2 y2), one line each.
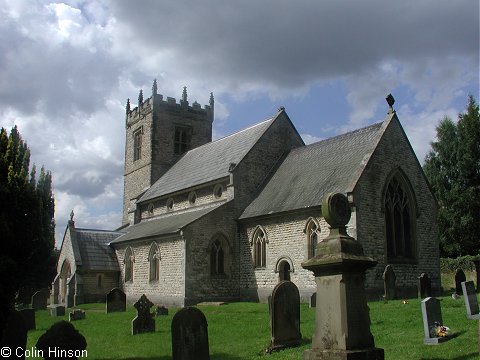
57 224 77 275
353 115 440 297
81 272 119 303
115 235 186 306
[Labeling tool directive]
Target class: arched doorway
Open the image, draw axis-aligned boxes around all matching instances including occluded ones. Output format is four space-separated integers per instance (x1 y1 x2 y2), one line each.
59 260 71 304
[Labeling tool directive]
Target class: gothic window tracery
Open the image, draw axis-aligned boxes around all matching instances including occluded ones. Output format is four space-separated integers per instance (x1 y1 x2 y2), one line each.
148 242 160 282
174 126 192 155
384 172 416 260
305 218 319 259
133 128 142 161
251 226 267 268
210 239 224 275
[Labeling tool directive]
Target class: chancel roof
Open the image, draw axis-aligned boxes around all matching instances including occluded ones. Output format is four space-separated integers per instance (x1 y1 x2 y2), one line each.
240 120 387 219
73 228 123 271
110 203 225 244
139 117 275 203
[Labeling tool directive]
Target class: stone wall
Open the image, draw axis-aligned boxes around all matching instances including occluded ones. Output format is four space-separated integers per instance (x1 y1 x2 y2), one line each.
353 115 440 297
114 235 186 306
56 223 77 275
80 272 119 303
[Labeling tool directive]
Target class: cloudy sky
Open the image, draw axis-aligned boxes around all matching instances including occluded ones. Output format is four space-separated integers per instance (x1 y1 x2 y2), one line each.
0 0 478 247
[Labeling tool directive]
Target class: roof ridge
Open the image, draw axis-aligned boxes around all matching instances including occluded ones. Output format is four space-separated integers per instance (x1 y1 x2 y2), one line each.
75 228 124 234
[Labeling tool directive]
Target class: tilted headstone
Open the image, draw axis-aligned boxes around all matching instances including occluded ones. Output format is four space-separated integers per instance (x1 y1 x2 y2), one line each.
106 287 126 313
171 307 210 360
0 310 27 360
461 281 480 320
454 269 466 295
19 308 36 331
36 321 87 360
269 280 302 351
421 297 450 344
132 294 155 335
309 292 316 308
69 309 86 321
418 273 432 299
383 265 396 300
50 305 65 317
31 288 49 311
156 305 168 316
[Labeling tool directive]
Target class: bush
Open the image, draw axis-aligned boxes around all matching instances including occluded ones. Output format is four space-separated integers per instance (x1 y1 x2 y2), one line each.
440 255 479 272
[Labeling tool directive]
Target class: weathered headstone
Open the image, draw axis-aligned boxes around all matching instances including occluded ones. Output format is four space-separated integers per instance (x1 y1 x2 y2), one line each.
31 288 49 310
418 273 432 299
106 287 126 313
309 292 317 308
132 294 155 335
0 310 27 360
383 265 396 300
19 308 36 331
302 193 384 359
473 258 480 292
36 321 87 360
269 280 302 351
421 297 451 344
156 305 168 316
454 268 466 295
69 309 86 321
171 307 210 360
50 305 65 317
461 281 480 320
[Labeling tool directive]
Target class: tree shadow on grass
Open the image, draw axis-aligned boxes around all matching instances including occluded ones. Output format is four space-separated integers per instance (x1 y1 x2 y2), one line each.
97 354 247 360
420 353 480 360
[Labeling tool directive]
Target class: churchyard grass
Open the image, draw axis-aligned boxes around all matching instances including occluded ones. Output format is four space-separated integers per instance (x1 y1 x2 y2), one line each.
26 296 478 360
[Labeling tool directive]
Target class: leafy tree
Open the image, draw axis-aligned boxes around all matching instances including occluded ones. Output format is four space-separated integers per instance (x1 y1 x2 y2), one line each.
0 126 55 336
424 96 480 257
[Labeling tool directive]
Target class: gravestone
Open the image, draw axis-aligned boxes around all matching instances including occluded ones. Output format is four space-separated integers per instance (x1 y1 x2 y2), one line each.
171 307 210 360
454 269 466 295
383 265 396 300
418 273 432 299
461 281 479 320
19 308 36 331
50 305 65 317
132 294 155 335
69 309 86 321
31 288 49 310
309 292 317 308
473 258 480 292
156 305 168 316
106 287 126 313
36 321 87 360
421 297 451 344
269 280 302 351
0 310 27 360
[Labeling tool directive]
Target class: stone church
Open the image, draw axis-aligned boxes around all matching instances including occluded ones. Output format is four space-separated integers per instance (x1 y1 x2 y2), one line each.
53 80 441 307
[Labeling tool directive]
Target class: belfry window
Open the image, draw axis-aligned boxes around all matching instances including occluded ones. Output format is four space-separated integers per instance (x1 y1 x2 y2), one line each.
174 126 192 155
124 247 134 282
384 173 416 260
148 242 160 282
210 239 224 275
133 128 142 161
252 226 267 268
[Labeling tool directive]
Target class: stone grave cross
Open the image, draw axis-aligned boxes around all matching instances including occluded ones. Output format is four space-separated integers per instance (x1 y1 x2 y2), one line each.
132 294 155 335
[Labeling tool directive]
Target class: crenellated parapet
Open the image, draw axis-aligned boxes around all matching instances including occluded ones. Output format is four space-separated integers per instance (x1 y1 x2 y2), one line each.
126 80 214 128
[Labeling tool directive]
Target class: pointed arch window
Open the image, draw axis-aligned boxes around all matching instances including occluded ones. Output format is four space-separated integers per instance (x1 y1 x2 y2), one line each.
251 226 268 268
210 239 224 275
384 172 416 260
305 218 319 259
124 247 134 282
148 242 160 282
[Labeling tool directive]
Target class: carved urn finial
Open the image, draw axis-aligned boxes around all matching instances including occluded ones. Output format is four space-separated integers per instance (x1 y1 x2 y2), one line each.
125 98 131 114
386 93 395 114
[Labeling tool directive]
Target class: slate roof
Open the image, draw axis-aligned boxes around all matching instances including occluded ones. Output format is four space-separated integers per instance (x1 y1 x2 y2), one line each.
110 203 226 244
73 229 123 271
239 121 386 219
139 117 276 203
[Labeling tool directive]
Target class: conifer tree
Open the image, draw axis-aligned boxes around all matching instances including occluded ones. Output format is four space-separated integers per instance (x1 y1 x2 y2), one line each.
423 96 480 257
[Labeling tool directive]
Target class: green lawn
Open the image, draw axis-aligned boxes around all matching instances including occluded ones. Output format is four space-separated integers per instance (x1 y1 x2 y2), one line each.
26 296 479 360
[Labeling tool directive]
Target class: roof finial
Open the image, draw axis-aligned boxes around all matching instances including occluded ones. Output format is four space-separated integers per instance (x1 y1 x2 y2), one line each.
386 93 395 114
126 98 131 114
152 79 158 96
138 89 144 105
70 210 74 221
278 106 285 112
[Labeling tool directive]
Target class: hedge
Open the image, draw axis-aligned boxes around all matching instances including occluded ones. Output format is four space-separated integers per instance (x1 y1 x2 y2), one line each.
440 255 479 272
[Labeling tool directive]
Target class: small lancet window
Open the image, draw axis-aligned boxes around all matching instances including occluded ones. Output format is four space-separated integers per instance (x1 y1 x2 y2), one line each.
148 242 160 282
305 218 319 259
124 247 134 282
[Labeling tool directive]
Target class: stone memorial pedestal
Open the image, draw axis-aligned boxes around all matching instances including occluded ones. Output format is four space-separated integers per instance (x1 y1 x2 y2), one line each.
302 193 384 360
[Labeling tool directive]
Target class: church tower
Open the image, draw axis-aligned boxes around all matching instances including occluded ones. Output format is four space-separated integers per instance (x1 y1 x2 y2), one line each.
122 80 214 225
